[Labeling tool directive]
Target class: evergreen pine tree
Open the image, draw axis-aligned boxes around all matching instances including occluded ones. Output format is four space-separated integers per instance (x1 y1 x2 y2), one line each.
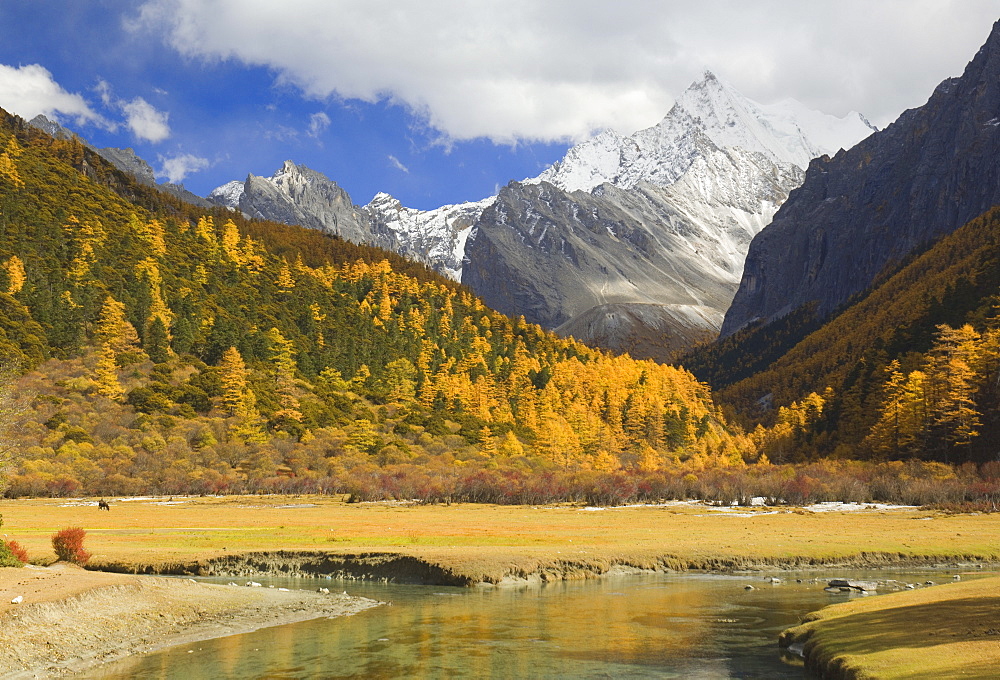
145 317 171 363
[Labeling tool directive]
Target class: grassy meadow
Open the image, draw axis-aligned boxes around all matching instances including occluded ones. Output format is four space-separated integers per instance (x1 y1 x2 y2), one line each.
781 575 1000 679
1 495 999 582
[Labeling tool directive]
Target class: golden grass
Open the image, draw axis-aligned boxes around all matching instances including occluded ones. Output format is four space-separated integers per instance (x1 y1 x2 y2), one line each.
2 496 999 584
781 576 1000 679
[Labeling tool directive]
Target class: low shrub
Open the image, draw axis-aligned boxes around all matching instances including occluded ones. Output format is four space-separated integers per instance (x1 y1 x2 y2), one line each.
4 540 28 564
0 540 24 567
52 527 91 565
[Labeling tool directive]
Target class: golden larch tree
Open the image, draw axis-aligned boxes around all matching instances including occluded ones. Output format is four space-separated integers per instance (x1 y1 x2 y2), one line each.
93 343 125 401
219 346 266 442
4 255 25 295
95 296 140 354
265 328 303 426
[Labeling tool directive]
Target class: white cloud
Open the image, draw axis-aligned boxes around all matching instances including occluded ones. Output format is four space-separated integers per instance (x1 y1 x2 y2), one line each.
95 79 114 107
158 152 209 183
123 97 171 143
0 63 106 126
387 155 409 174
134 0 1000 141
264 124 299 142
307 111 330 138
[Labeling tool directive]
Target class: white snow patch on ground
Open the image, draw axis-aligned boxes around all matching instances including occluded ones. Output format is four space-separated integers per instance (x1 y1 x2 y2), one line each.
580 500 917 513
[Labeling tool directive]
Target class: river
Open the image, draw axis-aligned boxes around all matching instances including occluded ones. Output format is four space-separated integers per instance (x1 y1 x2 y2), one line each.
86 568 983 679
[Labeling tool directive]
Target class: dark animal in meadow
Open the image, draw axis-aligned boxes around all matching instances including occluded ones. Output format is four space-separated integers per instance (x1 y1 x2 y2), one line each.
97 500 111 511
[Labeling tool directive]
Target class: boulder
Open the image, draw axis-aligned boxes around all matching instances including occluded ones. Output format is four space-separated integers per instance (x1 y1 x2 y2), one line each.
827 579 877 592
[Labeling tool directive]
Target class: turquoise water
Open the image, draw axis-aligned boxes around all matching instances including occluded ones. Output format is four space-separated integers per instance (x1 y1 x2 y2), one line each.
87 569 979 679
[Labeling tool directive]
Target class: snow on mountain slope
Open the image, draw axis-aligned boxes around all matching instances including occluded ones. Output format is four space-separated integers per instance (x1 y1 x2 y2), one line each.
533 129 628 194
208 180 246 207
364 193 493 279
536 71 875 194
756 96 877 166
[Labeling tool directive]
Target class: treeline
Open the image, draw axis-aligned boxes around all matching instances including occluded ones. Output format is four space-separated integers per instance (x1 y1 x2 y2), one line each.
339 458 1000 509
8 422 999 512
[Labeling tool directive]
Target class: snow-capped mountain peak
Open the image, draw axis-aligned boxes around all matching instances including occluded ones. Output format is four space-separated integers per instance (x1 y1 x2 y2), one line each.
208 179 246 207
673 70 806 165
536 71 875 194
270 159 307 184
362 192 494 281
533 128 626 193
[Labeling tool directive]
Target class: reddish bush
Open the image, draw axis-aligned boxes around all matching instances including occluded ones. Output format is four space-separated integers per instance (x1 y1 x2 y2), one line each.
5 540 29 564
52 527 91 565
0 541 23 566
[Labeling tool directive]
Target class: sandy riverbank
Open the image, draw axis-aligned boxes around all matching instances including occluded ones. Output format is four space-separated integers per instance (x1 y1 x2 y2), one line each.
0 563 381 679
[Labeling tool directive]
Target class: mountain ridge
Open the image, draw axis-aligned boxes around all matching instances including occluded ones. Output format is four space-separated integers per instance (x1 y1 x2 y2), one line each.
26 114 212 209
208 161 491 281
722 19 1000 336
533 71 874 194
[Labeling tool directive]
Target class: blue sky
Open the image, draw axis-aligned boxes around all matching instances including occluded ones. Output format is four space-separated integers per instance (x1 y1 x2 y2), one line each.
1 1 999 210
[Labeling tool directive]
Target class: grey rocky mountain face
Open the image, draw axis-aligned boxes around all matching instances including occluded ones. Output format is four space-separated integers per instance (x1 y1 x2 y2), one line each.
462 74 870 359
236 162 376 246
27 115 212 208
209 161 488 280
209 73 872 360
94 146 157 185
461 176 759 355
722 20 1000 337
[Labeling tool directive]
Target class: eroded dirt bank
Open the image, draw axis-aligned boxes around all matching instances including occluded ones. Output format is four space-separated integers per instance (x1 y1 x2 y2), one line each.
0 563 380 679
94 550 999 587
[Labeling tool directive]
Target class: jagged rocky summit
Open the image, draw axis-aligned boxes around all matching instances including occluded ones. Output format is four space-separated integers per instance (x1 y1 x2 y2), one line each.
27 115 212 208
210 73 873 359
209 161 490 281
722 20 1000 337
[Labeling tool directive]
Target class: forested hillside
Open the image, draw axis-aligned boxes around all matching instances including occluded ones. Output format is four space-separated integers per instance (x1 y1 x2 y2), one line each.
0 108 753 499
689 206 1000 465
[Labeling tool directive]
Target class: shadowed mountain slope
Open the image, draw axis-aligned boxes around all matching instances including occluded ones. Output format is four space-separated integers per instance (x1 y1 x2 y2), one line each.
723 20 1000 337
